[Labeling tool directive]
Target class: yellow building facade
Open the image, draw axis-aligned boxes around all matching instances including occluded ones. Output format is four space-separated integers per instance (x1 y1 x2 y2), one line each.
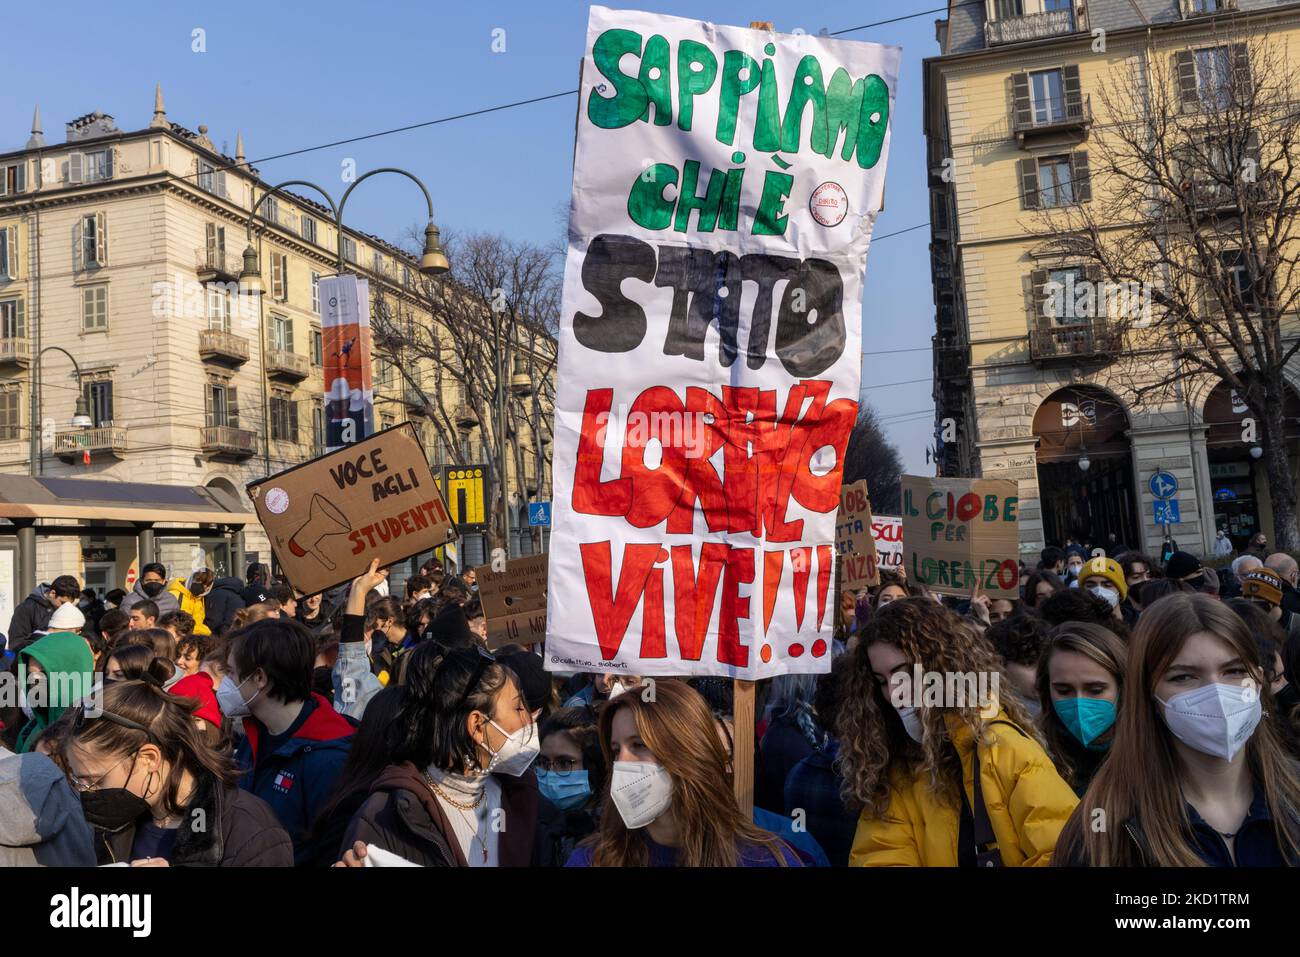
927 0 1300 559
0 89 552 598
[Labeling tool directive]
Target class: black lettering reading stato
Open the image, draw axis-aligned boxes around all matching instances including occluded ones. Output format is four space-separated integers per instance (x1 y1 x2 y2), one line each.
571 233 846 377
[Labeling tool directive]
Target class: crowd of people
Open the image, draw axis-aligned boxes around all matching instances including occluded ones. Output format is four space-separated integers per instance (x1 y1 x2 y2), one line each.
2 533 1298 869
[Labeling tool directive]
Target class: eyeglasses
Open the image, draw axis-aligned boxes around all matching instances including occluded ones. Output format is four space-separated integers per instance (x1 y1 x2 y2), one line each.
67 753 136 793
535 756 582 773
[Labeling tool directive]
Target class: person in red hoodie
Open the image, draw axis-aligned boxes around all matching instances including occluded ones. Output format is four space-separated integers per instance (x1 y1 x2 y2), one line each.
227 617 355 865
335 642 538 867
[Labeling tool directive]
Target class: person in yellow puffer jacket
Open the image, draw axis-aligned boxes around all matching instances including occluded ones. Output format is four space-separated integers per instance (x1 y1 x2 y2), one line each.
836 597 1079 866
168 568 215 637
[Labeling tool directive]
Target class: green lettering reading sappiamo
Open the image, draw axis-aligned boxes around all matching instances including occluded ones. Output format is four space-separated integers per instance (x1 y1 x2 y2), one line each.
587 28 891 170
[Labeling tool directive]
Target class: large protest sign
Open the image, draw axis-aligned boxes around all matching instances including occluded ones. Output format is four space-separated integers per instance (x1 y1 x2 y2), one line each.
872 514 903 571
545 7 899 678
321 275 375 451
474 554 548 650
835 481 879 590
247 423 456 595
901 476 1020 599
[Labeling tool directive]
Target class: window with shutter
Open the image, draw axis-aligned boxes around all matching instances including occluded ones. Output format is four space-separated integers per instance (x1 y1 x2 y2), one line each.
0 388 20 441
1012 72 1032 130
1231 44 1251 97
0 226 15 279
1031 268 1051 327
228 386 240 428
1019 158 1040 209
0 298 23 338
1070 151 1092 203
1062 65 1082 119
82 286 108 331
311 272 321 314
1175 51 1199 111
68 153 84 184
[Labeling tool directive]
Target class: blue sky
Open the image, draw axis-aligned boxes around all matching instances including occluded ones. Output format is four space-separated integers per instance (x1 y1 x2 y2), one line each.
3 0 942 474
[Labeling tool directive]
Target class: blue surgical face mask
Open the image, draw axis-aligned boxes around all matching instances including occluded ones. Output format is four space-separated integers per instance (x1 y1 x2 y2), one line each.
1053 696 1117 751
536 769 591 810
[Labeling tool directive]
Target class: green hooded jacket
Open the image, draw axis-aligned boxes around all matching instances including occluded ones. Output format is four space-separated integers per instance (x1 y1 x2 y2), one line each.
16 632 94 753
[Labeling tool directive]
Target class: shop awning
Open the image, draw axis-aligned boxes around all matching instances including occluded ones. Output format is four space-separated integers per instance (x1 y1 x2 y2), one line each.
0 475 257 527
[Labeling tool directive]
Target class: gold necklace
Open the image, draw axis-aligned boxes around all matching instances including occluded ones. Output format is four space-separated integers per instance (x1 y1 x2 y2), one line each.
423 771 489 863
424 771 485 811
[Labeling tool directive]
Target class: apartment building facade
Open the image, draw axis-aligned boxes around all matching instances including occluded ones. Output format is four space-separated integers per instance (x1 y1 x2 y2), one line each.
0 90 552 594
926 0 1300 559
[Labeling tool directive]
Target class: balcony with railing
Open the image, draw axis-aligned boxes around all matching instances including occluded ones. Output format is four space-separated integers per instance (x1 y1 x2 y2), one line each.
1029 319 1122 361
0 337 30 367
195 248 241 283
986 7 1076 46
199 328 250 366
1177 173 1279 215
266 348 310 381
54 425 127 462
201 423 257 461
1013 94 1092 140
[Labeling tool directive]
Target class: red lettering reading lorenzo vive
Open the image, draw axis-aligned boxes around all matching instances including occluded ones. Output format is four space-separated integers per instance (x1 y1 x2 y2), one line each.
571 381 856 543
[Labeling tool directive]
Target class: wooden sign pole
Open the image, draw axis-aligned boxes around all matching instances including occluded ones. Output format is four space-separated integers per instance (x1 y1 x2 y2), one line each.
733 678 756 816
730 19 775 822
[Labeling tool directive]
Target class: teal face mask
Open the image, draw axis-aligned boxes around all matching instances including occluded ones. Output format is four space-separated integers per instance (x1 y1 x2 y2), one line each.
1053 696 1117 751
536 769 592 810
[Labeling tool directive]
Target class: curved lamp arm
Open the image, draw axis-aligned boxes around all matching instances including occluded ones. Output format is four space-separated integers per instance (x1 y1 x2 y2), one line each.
337 168 442 274
38 346 91 426
244 179 340 244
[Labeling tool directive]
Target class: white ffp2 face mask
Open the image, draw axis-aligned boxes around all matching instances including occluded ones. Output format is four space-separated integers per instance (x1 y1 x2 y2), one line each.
1157 682 1262 762
609 761 673 829
481 719 539 776
1087 584 1120 608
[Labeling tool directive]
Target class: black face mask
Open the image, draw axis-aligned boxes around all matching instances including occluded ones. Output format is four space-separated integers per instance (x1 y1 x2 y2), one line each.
141 581 165 598
80 787 151 833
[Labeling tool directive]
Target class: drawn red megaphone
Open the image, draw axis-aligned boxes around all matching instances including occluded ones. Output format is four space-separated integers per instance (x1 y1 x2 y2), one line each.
287 493 352 570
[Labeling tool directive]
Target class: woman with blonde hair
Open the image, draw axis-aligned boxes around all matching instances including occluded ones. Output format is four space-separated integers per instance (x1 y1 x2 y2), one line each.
838 598 1078 866
1035 622 1127 796
1056 592 1300 866
567 678 799 867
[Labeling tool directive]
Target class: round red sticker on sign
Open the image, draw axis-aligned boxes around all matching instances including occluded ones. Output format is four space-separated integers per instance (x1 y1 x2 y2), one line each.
809 181 848 227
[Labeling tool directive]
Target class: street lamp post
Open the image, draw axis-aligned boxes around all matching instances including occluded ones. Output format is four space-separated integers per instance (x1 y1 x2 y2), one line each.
29 345 94 477
236 171 449 476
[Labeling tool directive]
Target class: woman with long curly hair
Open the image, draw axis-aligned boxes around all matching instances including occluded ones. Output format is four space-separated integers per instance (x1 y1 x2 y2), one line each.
567 679 799 867
837 598 1078 866
1055 593 1300 866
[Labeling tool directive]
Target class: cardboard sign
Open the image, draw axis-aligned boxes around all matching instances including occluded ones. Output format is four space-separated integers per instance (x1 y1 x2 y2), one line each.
836 481 879 589
474 554 548 650
247 422 457 595
872 515 904 571
901 476 1020 599
544 7 900 679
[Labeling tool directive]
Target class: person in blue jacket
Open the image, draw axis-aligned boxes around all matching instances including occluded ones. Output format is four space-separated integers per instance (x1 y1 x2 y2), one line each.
228 616 355 865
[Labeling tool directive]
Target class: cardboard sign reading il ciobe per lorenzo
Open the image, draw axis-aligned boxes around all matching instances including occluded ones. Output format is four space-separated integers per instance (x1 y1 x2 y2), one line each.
247 423 457 595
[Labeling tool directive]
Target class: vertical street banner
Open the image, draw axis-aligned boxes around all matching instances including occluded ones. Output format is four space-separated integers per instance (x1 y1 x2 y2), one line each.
901 476 1020 599
321 275 375 451
545 7 900 679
